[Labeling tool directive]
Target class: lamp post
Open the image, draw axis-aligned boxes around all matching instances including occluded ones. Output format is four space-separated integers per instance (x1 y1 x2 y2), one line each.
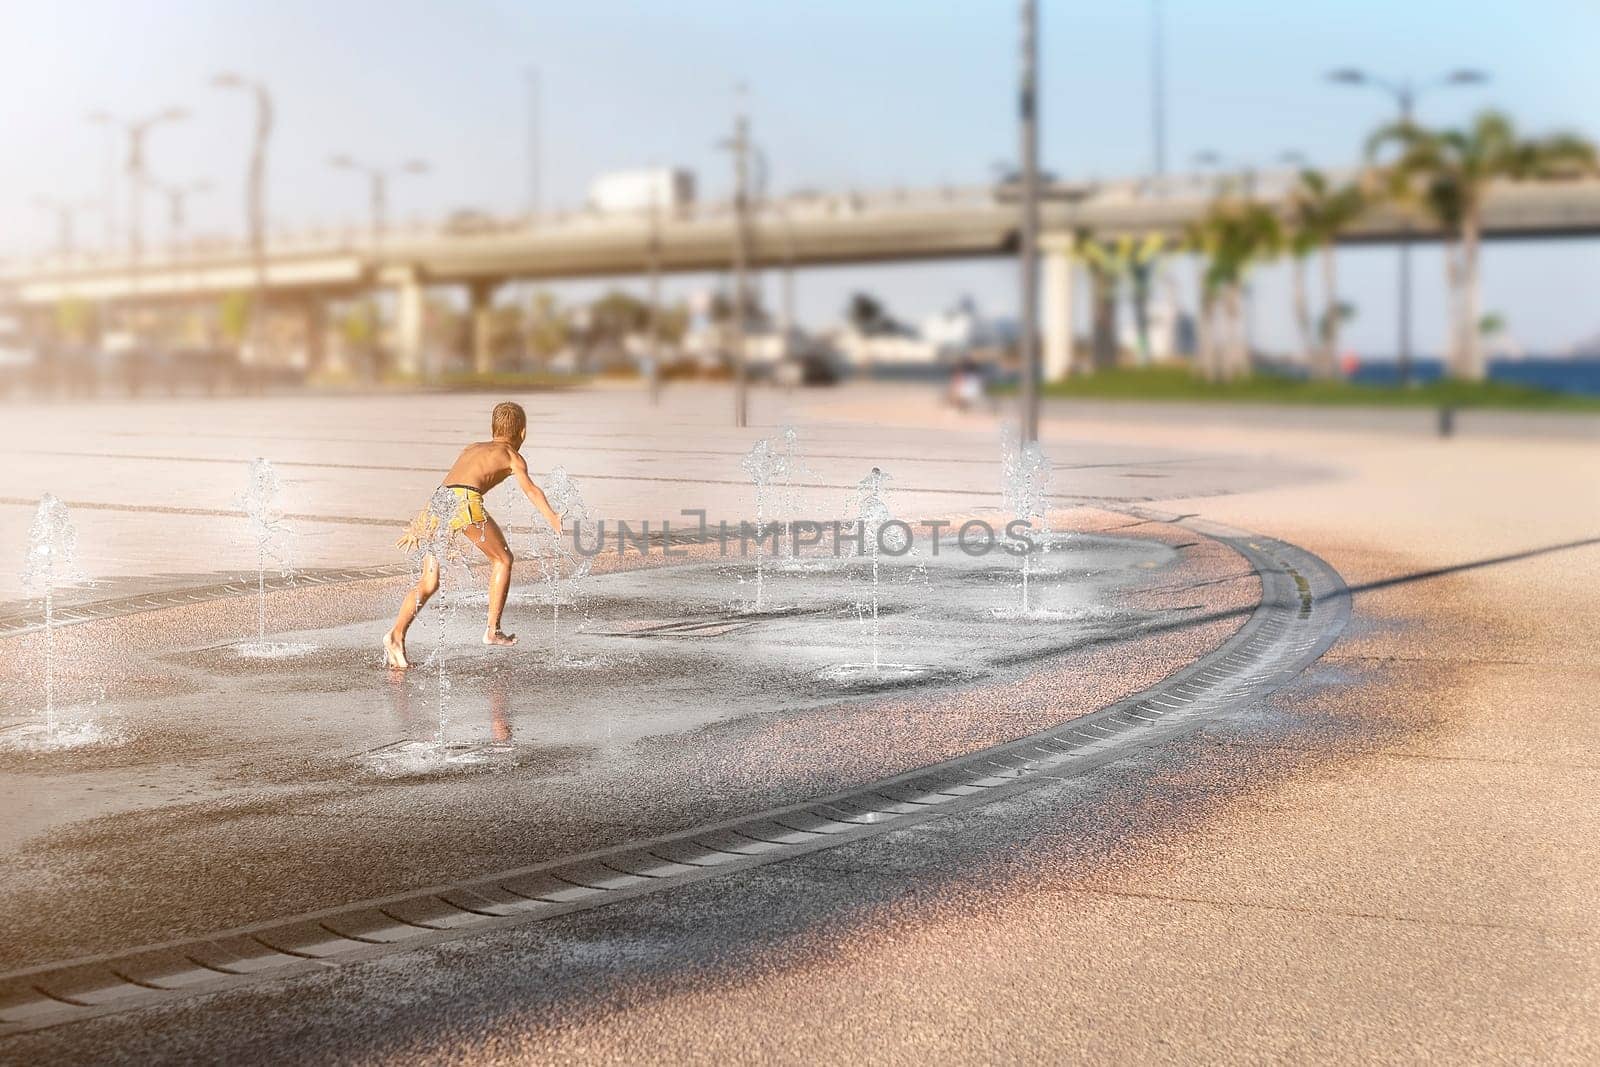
86 107 188 268
1326 66 1488 385
647 185 662 405
718 88 753 429
328 155 430 250
1017 0 1041 444
776 199 797 372
213 73 273 366
92 119 117 250
748 144 795 372
33 197 98 259
330 156 429 378
145 178 211 254
1191 150 1257 198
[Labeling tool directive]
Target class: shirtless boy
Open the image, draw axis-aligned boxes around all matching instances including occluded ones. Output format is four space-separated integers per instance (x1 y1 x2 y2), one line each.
385 401 562 669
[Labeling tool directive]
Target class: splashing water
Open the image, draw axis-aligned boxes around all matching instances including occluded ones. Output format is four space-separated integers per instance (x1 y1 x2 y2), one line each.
817 466 931 688
404 487 469 743
740 435 799 610
22 494 77 736
855 466 908 671
776 426 810 563
536 466 595 652
235 458 303 654
6 494 106 749
1001 432 1053 614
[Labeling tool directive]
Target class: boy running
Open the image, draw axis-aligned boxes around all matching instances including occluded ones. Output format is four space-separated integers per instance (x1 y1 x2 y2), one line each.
385 401 562 669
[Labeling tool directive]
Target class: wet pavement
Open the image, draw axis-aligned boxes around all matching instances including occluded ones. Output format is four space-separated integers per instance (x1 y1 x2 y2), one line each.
5 383 1590 1062
0 507 1255 973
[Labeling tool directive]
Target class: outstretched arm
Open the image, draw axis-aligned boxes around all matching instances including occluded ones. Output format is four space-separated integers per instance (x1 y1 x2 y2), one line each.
508 447 563 534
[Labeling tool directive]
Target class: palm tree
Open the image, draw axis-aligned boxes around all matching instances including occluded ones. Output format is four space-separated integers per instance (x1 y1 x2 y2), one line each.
1073 232 1123 371
1185 198 1282 380
1286 170 1366 378
1182 218 1221 377
1369 110 1596 380
1122 235 1167 366
1285 206 1318 368
1074 231 1167 370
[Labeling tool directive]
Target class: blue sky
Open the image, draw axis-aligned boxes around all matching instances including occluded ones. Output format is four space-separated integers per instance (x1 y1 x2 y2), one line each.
3 0 1597 355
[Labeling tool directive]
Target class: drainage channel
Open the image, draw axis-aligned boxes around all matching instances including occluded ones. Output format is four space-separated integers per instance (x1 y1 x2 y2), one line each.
0 514 1350 1038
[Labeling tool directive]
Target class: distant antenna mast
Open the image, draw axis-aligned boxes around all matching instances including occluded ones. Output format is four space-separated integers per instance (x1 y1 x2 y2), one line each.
1152 0 1167 178
526 66 541 219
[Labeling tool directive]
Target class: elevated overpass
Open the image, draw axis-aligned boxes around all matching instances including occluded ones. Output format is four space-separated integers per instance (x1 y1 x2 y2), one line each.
6 169 1600 378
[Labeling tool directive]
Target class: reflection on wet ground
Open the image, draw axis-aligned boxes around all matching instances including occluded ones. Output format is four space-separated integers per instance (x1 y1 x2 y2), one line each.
1 532 1197 767
0 517 1262 969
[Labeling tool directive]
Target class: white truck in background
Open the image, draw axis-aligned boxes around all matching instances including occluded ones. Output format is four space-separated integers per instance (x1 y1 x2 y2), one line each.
587 168 695 216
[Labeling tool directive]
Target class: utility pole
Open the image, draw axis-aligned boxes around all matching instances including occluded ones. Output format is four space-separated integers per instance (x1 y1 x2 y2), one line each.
1151 0 1167 180
781 206 796 368
647 188 662 405
526 67 541 221
722 91 753 429
1017 0 1041 443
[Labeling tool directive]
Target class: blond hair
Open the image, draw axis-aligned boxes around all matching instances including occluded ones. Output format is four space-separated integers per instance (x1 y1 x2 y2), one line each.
491 401 527 440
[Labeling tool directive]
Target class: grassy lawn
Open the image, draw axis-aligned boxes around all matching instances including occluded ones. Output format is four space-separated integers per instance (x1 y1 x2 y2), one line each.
1033 366 1600 411
377 370 589 392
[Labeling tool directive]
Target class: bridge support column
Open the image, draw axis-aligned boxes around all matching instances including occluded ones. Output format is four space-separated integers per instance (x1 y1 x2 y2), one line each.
1042 233 1077 381
392 269 425 379
469 280 501 376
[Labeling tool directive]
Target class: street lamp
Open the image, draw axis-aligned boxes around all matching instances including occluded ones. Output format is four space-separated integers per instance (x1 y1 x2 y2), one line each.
86 107 189 266
33 197 98 259
144 178 211 253
1326 66 1489 384
748 143 797 375
213 72 273 365
1327 67 1488 119
646 185 663 405
717 85 753 429
1192 150 1258 197
1017 0 1041 444
328 155 430 249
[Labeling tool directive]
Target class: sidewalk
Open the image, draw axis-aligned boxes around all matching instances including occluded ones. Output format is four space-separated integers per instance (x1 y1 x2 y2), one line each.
2 383 1596 1061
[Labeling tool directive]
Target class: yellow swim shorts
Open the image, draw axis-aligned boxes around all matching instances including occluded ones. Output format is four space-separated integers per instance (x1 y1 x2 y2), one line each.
441 484 488 531
396 484 488 551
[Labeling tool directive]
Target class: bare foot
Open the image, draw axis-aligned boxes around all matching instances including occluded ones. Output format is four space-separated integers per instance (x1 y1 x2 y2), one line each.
483 629 518 647
384 630 410 669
